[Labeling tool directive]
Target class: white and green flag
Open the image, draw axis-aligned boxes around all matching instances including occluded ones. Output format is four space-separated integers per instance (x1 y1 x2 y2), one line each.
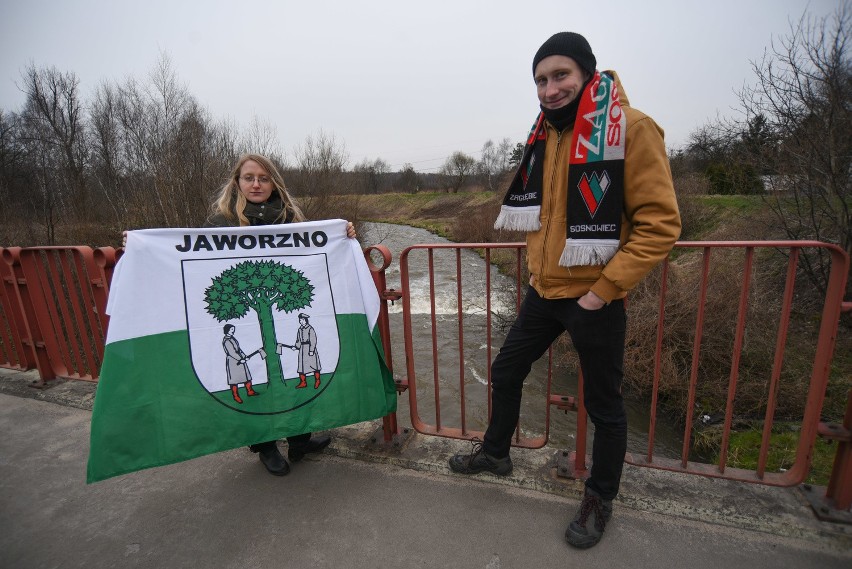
87 219 396 483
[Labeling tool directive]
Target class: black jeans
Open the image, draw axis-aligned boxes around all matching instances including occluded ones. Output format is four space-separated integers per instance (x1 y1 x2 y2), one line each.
249 433 312 454
483 287 627 501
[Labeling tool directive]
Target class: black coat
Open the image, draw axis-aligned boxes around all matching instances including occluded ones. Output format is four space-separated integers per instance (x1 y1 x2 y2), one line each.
204 194 293 228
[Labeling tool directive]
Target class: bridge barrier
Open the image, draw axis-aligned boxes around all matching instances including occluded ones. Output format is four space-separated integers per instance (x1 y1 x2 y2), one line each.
393 240 850 516
0 247 29 371
0 246 118 385
0 240 849 517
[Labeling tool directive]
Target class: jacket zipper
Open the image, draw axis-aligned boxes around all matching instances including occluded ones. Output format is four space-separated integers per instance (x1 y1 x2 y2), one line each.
541 128 564 288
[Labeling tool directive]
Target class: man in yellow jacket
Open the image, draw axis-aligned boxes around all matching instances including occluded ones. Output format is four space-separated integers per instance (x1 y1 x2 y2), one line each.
449 32 681 549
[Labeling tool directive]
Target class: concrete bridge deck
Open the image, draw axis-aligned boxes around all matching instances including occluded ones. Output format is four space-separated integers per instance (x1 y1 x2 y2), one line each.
1 368 850 568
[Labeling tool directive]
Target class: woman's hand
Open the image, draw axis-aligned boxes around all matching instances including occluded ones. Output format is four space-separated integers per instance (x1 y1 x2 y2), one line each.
345 221 357 239
121 231 128 248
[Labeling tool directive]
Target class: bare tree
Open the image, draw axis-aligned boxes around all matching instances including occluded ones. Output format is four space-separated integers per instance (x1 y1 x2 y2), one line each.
89 53 237 230
164 104 224 226
0 109 40 243
146 53 196 226
353 157 390 194
19 64 89 220
478 140 499 192
440 151 476 193
737 3 851 296
89 83 128 224
291 129 349 218
1 52 345 244
397 162 420 193
478 138 514 192
20 137 63 244
239 115 285 162
686 121 735 170
0 110 24 205
495 138 514 174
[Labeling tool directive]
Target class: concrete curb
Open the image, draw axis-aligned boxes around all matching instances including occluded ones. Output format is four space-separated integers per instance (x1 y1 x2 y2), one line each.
2 367 851 553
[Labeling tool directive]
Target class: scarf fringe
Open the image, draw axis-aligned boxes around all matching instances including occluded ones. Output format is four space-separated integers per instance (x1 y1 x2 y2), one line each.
559 239 619 267
494 205 541 232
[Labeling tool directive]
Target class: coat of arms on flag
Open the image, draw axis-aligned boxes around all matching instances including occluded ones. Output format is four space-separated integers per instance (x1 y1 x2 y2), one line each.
87 220 396 483
185 254 340 412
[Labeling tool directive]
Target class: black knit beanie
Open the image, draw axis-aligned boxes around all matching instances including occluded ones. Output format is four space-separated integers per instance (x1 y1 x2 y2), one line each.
532 32 596 77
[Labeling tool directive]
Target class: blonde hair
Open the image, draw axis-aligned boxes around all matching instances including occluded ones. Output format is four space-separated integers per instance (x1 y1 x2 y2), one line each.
212 154 305 226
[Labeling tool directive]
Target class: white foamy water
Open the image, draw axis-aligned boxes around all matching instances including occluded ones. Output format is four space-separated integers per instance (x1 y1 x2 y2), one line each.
362 222 517 316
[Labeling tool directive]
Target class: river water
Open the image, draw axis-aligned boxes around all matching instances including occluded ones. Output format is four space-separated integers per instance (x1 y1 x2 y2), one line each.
361 222 683 457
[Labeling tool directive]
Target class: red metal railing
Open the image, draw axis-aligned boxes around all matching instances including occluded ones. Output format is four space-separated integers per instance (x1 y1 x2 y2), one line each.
815 390 852 514
364 244 404 442
394 240 850 494
398 243 569 448
1 248 28 370
0 240 849 511
0 246 118 385
1 248 29 370
627 241 849 489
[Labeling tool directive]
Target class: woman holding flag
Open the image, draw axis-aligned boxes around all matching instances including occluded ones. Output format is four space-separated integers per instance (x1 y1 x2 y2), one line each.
205 153 357 476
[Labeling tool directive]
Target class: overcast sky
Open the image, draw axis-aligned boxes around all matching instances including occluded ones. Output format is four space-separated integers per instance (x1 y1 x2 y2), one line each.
0 0 840 172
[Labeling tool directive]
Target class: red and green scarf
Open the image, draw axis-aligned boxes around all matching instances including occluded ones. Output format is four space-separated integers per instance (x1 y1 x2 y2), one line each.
495 71 626 267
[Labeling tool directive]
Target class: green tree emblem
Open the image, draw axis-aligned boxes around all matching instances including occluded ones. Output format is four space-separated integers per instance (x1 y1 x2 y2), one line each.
205 260 314 384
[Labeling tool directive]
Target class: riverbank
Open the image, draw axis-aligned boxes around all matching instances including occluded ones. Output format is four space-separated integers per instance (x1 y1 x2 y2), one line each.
350 190 505 240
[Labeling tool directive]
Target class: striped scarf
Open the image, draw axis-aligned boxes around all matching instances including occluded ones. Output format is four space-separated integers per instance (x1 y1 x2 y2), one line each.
495 71 626 267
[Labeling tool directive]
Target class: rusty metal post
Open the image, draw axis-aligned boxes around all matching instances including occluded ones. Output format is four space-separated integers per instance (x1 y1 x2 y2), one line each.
363 245 408 446
0 247 31 371
789 243 849 486
16 247 106 382
555 369 589 480
824 390 852 510
0 247 53 386
92 247 119 337
802 390 852 523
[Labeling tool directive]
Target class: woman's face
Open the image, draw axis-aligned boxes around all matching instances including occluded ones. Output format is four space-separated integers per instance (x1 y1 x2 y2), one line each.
238 159 274 204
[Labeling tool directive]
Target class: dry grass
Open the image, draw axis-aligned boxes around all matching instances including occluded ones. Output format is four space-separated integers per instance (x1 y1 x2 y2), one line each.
4 189 846 423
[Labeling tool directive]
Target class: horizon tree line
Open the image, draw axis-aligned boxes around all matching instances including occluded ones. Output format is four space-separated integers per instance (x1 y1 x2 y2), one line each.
0 53 523 246
1 2 847 300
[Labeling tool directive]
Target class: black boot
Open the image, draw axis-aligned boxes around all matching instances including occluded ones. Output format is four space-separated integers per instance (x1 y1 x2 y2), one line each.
448 438 512 476
249 441 290 476
288 435 331 462
565 487 613 549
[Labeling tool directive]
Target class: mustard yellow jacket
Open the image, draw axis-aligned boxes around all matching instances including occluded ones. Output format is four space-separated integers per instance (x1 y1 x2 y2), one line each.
527 70 681 303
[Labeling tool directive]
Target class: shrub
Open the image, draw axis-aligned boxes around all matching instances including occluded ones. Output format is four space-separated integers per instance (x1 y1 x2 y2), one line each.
704 162 764 195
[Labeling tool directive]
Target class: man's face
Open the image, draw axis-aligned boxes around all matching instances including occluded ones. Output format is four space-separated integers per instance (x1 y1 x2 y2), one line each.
534 55 588 110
